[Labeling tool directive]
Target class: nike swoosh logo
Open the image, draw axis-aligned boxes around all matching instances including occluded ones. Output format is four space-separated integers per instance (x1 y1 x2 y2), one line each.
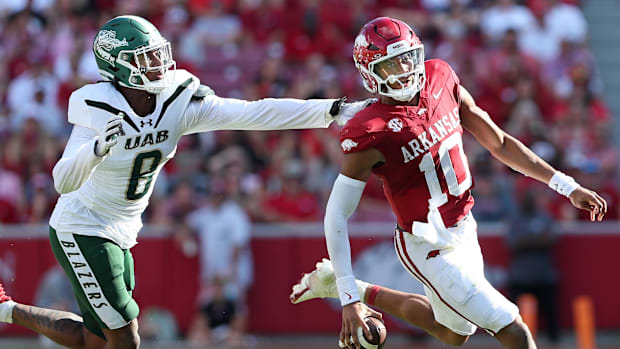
433 87 444 100
344 292 352 300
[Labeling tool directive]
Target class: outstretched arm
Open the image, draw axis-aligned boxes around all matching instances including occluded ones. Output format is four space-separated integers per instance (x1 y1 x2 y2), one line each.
182 96 334 134
325 148 384 348
182 95 371 135
459 85 607 221
181 94 373 134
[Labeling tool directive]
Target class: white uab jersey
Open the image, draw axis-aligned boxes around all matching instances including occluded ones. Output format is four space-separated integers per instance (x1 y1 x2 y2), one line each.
50 69 335 249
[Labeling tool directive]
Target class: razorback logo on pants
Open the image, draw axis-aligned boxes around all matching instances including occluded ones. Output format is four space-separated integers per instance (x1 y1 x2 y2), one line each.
426 249 441 259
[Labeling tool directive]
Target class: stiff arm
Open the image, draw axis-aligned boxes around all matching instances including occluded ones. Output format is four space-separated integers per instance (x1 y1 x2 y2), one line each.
180 96 337 134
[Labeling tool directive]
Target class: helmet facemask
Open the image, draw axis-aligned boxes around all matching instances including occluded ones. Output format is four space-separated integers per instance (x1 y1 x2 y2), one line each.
115 39 176 94
353 41 426 102
365 44 425 102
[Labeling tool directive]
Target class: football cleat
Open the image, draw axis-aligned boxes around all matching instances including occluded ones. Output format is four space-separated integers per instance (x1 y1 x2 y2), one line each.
0 281 15 323
290 258 339 304
0 282 11 304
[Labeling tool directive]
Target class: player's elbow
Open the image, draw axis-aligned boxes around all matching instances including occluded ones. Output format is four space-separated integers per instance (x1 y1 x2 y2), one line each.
479 128 508 158
324 210 348 233
53 177 74 195
52 165 77 195
325 202 351 223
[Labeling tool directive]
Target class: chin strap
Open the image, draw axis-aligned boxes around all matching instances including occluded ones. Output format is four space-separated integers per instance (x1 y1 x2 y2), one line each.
392 94 416 102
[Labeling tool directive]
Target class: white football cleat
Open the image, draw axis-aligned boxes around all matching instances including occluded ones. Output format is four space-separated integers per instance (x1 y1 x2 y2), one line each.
290 258 338 304
0 282 16 323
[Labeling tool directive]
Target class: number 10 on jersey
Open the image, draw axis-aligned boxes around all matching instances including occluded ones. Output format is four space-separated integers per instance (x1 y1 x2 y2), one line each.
419 133 472 209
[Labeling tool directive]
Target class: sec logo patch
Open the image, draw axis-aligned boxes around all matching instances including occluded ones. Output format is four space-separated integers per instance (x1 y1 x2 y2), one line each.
388 118 403 132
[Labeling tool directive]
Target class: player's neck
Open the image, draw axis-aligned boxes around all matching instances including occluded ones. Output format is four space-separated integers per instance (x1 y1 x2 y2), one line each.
117 86 156 117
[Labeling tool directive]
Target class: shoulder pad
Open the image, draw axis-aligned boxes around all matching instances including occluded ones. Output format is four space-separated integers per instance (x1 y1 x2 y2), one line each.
67 83 113 130
343 106 387 135
425 59 458 84
191 85 215 102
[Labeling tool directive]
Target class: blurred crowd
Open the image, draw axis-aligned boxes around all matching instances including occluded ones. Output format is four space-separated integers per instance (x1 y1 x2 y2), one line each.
2 0 618 345
0 0 618 229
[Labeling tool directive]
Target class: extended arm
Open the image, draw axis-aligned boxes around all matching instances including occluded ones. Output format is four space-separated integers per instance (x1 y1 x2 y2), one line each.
182 96 335 134
460 85 607 221
182 95 371 134
52 126 104 194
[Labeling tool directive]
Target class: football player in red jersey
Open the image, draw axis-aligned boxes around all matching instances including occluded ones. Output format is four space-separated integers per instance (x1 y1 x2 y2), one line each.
291 17 607 349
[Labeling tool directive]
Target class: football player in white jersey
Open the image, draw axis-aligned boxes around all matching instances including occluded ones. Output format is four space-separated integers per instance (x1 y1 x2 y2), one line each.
0 15 370 349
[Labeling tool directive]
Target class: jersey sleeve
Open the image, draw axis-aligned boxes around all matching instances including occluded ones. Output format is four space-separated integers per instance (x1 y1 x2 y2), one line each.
339 117 385 154
52 126 105 194
180 96 335 135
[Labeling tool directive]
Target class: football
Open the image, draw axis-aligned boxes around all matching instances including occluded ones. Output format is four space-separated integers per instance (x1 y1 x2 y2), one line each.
357 316 387 349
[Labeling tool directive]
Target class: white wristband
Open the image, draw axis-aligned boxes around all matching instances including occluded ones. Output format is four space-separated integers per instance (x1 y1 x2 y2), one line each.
336 276 360 306
548 171 580 197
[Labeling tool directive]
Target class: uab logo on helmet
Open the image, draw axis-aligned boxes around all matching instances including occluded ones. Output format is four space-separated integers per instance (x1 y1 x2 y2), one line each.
94 30 129 66
93 15 176 94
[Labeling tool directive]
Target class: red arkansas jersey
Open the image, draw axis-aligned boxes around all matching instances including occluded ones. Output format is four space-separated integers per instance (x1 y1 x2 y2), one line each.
340 59 474 229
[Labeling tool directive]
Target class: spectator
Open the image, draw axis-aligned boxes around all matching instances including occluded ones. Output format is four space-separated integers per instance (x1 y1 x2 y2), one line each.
186 176 253 346
187 275 247 347
471 155 517 222
480 0 536 43
34 266 80 348
164 180 199 222
518 7 560 62
262 158 320 222
138 307 179 343
543 39 603 99
507 190 559 343
542 0 587 44
7 56 64 136
0 0 614 228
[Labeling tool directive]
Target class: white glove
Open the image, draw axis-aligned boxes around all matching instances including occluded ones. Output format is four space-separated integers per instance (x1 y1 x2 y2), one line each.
94 113 124 157
330 97 376 126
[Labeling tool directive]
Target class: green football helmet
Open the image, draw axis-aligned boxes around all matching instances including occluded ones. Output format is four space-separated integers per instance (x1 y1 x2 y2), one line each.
93 15 176 94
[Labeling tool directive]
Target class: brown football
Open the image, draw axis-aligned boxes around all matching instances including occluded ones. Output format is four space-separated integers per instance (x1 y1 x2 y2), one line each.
358 316 387 349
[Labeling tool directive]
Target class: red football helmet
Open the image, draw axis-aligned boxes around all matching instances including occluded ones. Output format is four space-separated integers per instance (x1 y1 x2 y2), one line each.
353 17 425 101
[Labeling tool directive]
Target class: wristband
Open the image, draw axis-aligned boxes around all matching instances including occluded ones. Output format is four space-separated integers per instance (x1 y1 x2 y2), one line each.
548 171 580 197
336 275 360 306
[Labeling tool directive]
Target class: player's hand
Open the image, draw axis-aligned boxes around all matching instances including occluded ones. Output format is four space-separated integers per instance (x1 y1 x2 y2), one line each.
331 98 376 126
95 113 124 157
339 302 382 349
569 186 607 221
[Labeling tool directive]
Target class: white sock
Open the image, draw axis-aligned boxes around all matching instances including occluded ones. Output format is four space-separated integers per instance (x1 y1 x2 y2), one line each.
0 300 16 323
356 280 370 303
